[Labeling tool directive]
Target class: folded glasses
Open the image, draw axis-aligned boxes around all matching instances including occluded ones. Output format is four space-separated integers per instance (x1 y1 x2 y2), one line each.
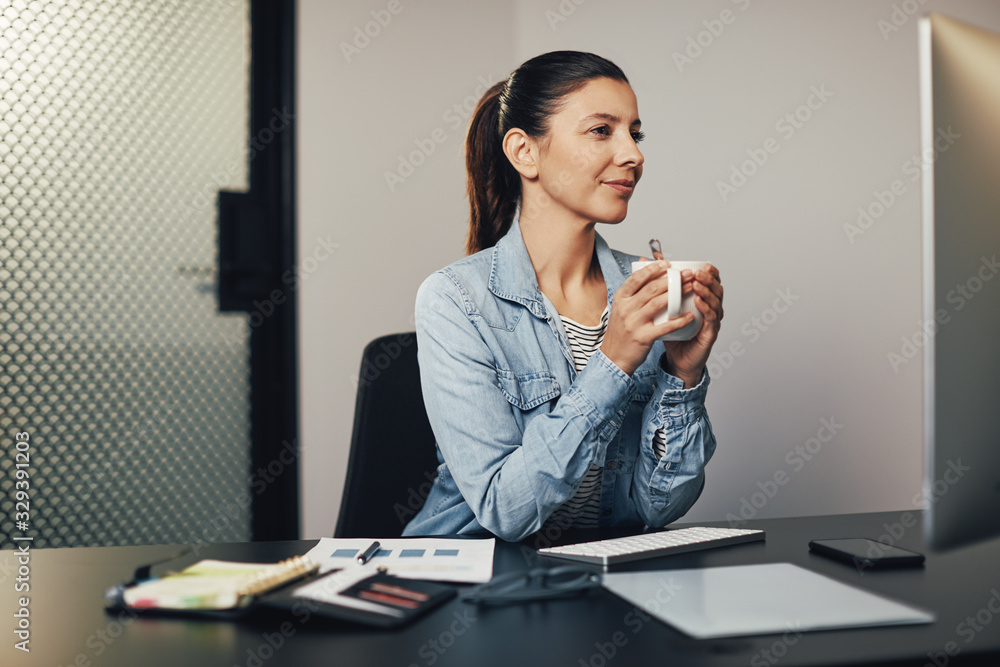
460 566 602 606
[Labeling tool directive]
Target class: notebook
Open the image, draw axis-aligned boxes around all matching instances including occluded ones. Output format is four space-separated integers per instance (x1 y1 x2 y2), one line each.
108 554 457 627
121 556 317 610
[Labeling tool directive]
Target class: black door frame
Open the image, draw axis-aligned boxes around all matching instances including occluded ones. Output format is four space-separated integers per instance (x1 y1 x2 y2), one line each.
219 0 300 541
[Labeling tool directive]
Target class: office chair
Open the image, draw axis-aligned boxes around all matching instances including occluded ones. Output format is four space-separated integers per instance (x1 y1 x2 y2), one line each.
334 332 440 538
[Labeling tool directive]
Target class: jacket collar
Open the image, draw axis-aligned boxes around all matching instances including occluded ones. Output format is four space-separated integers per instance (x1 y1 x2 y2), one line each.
488 216 628 320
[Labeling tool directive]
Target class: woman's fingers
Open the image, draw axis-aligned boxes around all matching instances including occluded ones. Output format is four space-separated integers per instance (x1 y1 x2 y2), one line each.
621 260 671 297
691 279 722 315
686 267 724 325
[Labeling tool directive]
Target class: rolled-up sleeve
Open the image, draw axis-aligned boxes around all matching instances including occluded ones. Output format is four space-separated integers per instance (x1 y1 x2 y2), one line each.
632 358 716 527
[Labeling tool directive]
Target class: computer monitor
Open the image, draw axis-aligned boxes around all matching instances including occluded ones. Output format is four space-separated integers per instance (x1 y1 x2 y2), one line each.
920 13 1000 551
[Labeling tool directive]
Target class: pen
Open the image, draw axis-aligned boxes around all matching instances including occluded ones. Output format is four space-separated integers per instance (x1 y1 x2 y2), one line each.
357 541 381 565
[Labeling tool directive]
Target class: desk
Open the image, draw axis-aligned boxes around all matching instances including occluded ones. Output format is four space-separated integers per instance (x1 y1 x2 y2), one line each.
3 511 999 666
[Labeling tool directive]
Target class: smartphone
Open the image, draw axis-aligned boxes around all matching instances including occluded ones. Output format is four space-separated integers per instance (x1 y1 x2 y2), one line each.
808 538 925 569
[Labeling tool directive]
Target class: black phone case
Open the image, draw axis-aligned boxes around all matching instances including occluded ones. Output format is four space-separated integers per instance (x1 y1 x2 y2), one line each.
809 539 925 569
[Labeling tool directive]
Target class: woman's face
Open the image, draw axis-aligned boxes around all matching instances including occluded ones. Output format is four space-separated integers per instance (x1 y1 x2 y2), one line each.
532 77 644 226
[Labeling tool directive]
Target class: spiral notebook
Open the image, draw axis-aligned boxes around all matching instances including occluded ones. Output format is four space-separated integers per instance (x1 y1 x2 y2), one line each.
120 556 317 610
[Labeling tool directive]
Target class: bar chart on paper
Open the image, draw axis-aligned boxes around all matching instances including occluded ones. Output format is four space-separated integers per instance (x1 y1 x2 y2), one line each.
304 538 495 583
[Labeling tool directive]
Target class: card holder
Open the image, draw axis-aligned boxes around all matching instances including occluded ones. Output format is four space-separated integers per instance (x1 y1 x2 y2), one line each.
260 570 456 628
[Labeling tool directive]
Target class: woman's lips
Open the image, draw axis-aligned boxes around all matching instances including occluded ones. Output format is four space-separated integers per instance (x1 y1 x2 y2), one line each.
603 180 634 194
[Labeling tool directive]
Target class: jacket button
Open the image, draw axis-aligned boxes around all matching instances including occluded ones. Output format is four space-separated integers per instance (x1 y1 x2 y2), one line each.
607 460 617 470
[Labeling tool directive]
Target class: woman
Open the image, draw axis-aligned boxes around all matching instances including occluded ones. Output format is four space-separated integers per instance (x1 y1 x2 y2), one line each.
402 51 724 542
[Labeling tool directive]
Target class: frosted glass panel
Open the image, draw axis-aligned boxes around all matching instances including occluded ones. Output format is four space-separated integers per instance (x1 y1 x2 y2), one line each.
0 0 252 547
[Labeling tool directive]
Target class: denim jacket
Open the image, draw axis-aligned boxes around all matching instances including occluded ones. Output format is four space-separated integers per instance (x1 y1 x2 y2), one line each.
402 219 716 542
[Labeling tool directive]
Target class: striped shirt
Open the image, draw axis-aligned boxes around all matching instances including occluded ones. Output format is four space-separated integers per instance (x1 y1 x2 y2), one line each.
540 308 670 532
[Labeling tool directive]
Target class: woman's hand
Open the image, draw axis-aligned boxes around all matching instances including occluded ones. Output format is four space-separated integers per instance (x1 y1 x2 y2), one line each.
663 264 724 387
600 260 698 376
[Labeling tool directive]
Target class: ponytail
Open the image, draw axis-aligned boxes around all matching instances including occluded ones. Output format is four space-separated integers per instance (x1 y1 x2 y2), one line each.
463 52 629 255
465 81 519 255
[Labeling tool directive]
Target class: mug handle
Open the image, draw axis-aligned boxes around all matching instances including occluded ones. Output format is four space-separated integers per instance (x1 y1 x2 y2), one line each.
666 268 682 321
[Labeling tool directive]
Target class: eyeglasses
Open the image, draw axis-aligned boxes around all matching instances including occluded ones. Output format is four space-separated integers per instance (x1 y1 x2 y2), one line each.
460 566 602 606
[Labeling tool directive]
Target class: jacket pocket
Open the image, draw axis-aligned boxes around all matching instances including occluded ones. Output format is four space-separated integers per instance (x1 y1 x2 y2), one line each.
495 369 561 411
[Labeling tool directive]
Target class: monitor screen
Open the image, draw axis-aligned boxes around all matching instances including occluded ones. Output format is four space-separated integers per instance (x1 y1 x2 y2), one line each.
920 13 1000 551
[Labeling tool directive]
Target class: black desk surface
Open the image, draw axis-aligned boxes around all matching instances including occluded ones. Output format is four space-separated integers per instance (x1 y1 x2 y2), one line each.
3 510 1000 666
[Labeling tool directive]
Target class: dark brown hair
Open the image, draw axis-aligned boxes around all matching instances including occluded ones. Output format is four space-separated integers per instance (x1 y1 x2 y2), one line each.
464 51 629 254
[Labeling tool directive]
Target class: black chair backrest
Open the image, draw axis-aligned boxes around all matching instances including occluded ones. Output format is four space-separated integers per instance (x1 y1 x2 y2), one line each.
334 332 440 538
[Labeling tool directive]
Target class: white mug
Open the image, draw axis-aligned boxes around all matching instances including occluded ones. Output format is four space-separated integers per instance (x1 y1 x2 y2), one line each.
630 260 709 341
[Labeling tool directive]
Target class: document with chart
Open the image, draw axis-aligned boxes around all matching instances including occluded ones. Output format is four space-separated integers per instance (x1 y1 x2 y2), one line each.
303 537 495 583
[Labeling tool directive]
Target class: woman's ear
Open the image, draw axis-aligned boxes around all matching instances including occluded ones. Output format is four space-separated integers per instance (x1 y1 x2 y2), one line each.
502 128 538 180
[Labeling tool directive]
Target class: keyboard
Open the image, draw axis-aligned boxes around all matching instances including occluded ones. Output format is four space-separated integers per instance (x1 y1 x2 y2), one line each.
537 526 765 567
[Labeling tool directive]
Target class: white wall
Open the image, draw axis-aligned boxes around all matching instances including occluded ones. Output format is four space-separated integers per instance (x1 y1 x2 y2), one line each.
298 0 1000 538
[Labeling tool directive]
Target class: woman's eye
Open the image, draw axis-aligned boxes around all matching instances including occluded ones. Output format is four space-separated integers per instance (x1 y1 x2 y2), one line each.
631 130 646 143
591 125 610 137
